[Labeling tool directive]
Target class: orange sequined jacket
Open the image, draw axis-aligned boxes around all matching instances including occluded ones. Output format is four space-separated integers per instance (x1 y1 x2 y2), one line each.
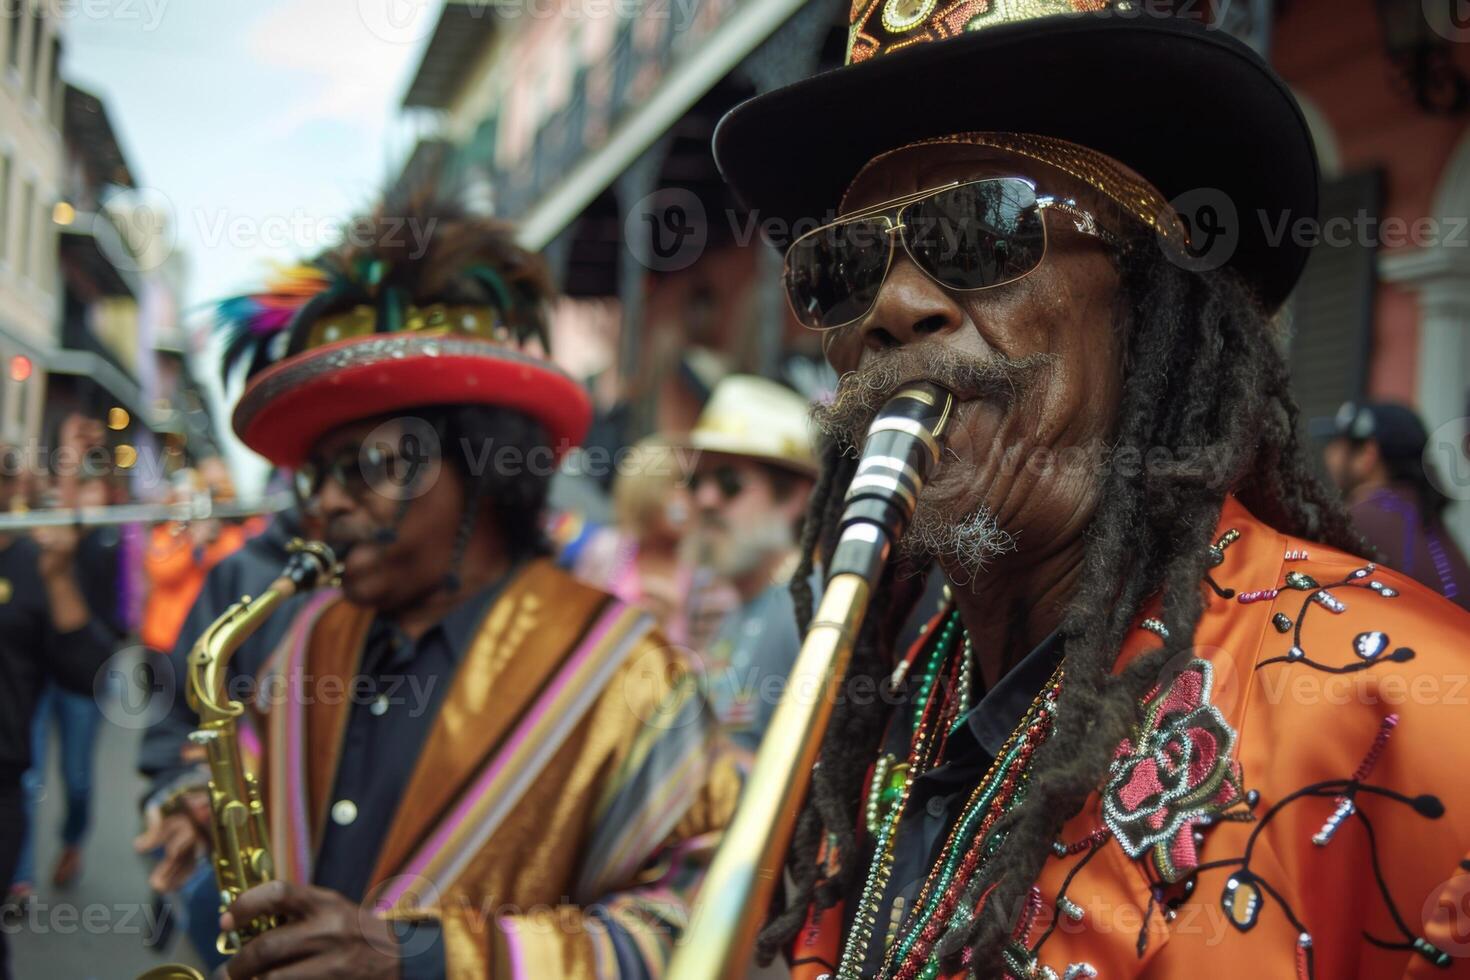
790 495 1470 979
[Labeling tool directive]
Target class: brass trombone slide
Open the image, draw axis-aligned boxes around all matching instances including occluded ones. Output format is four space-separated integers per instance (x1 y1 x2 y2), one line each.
668 381 955 980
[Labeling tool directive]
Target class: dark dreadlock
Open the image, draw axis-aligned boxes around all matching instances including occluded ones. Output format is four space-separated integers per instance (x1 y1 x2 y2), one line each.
426 403 556 567
762 237 1365 974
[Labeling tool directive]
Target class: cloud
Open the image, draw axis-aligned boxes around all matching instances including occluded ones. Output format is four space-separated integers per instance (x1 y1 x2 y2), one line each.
244 0 430 142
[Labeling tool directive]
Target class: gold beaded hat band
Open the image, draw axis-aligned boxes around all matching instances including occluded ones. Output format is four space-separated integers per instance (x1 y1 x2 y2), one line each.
713 0 1319 311
221 251 590 469
301 302 546 353
840 132 1191 255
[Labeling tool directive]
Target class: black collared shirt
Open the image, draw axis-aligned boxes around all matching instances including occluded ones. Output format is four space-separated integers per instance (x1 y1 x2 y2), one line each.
847 629 1065 976
312 581 505 904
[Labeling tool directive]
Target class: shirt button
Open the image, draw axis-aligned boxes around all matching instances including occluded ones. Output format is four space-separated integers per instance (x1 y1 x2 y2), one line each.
926 796 947 819
370 695 389 716
331 800 358 826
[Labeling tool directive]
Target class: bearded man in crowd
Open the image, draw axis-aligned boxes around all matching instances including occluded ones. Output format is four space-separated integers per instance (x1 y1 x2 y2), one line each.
685 375 816 760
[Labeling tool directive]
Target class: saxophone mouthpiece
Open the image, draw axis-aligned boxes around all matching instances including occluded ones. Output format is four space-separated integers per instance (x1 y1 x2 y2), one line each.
283 539 342 591
827 381 956 584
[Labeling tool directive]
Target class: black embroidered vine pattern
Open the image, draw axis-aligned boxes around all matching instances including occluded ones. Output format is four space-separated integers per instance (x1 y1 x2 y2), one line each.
1015 531 1453 978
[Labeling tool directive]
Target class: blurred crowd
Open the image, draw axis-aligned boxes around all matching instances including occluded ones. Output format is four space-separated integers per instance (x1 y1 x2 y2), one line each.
1 384 1467 974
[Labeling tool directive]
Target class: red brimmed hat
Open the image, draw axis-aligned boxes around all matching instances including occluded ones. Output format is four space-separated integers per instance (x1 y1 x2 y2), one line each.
218 222 592 469
713 0 1318 312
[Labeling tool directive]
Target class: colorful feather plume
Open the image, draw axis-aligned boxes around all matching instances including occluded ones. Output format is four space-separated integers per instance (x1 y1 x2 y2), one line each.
215 264 333 382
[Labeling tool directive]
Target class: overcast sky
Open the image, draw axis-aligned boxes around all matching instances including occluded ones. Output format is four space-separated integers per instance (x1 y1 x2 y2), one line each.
62 0 438 310
60 0 442 489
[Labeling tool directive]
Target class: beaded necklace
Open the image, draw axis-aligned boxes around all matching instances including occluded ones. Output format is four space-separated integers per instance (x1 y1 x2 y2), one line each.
885 668 1063 980
841 611 963 978
839 607 1063 980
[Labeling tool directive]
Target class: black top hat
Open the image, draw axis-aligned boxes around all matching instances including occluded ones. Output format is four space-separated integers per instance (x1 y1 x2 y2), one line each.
713 0 1318 312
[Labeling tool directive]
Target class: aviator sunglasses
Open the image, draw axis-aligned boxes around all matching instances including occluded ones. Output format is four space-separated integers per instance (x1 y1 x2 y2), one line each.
782 176 1120 331
293 437 436 504
687 464 746 502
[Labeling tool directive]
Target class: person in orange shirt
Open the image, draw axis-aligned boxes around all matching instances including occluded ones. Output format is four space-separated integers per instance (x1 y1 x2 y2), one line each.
710 1 1470 977
140 464 246 654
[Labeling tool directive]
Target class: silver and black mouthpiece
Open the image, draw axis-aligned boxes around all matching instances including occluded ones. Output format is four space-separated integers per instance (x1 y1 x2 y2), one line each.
828 381 955 584
282 539 342 591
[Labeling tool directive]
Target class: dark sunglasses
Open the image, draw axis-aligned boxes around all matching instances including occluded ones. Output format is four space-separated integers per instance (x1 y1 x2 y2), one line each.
293 442 431 503
688 464 746 502
782 176 1119 331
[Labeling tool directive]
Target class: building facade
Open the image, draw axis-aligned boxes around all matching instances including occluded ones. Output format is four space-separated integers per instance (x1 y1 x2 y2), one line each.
397 0 1470 549
0 1 64 447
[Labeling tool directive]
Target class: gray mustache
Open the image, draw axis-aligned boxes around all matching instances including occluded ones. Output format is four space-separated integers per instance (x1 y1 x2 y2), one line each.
813 346 1056 450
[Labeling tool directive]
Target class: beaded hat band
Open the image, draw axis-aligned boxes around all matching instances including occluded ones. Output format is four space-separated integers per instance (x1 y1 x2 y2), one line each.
302 302 543 353
843 132 1190 253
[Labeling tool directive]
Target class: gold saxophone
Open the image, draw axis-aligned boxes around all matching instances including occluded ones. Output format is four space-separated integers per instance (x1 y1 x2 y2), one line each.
140 539 340 980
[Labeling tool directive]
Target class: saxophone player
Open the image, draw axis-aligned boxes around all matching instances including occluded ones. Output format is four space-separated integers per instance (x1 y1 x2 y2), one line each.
140 187 740 979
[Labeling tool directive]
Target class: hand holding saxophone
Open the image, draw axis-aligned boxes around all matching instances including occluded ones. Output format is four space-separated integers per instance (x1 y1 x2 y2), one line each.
213 881 402 980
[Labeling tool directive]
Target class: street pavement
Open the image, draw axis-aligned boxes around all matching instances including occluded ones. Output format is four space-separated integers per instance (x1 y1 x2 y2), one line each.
7 676 207 980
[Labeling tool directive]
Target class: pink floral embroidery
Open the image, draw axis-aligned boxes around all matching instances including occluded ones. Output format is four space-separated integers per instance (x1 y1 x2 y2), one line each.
1103 659 1247 882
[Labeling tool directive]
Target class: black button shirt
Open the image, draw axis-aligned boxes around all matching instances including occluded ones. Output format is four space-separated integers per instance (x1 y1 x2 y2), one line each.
847 629 1064 976
311 581 505 904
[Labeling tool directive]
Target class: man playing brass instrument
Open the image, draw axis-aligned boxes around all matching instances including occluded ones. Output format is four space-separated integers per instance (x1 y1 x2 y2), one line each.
709 2 1470 977
141 189 739 978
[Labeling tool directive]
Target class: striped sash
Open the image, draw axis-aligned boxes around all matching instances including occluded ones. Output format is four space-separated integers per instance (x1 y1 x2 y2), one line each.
376 597 653 908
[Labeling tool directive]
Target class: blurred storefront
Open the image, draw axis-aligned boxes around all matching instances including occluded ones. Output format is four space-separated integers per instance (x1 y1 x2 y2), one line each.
397 0 849 471
1273 0 1470 547
48 83 212 499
